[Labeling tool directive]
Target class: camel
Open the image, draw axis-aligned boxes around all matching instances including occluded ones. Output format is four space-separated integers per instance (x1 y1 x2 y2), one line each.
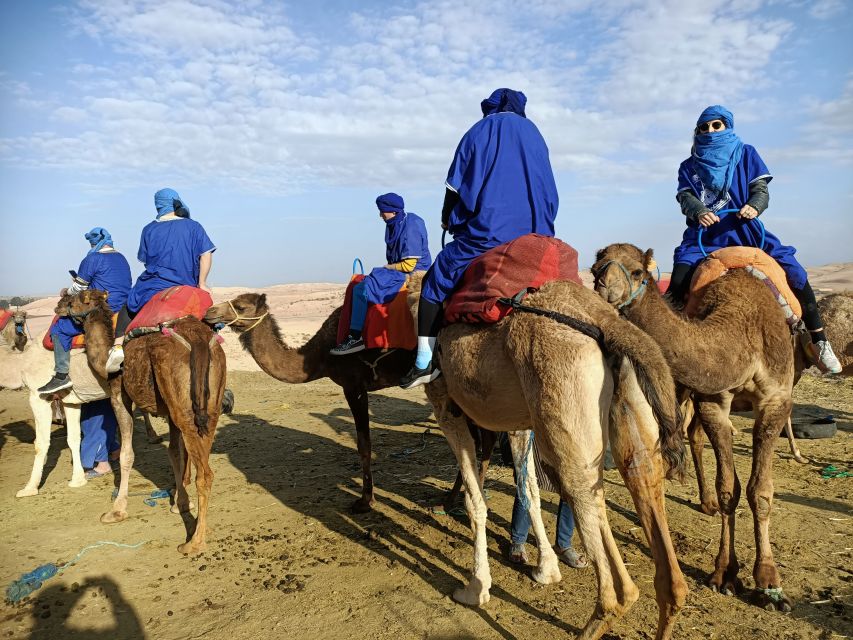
204 293 428 513
817 292 853 374
593 243 796 612
67 289 226 555
0 308 28 352
405 273 687 640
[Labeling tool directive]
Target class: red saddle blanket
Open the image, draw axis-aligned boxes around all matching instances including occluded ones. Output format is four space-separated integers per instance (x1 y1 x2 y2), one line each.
337 275 416 350
444 234 582 324
42 314 117 351
0 310 11 331
127 286 213 333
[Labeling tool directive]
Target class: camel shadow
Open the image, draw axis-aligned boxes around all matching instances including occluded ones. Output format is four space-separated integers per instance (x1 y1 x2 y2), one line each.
215 412 581 638
26 575 145 640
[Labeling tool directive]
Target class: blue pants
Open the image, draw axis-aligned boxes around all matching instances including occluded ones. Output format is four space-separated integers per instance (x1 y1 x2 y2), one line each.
420 236 489 305
511 496 575 548
51 317 83 374
80 399 119 468
350 282 369 332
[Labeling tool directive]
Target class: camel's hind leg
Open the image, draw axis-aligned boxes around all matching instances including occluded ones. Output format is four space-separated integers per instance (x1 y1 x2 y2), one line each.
687 404 719 515
176 428 214 555
17 394 57 497
506 430 561 585
101 382 134 524
63 403 86 488
747 394 792 612
610 358 687 640
167 419 193 515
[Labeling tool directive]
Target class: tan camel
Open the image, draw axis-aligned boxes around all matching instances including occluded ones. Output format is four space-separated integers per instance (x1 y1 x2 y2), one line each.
204 294 425 513
593 243 795 612
817 292 853 374
405 273 687 640
0 309 28 352
69 289 226 555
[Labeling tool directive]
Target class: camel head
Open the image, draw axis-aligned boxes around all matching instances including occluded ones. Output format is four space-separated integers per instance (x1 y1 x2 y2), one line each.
66 289 111 321
10 308 27 351
204 293 269 333
55 293 74 316
592 243 656 309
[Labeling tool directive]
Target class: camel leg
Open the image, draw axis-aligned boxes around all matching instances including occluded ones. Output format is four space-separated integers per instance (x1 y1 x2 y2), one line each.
101 383 134 524
343 386 374 513
441 428 496 511
167 419 193 514
783 417 807 464
64 403 86 488
507 430 561 586
697 397 741 595
141 411 163 444
17 393 55 497
747 396 792 612
610 359 687 640
688 411 719 515
177 432 214 555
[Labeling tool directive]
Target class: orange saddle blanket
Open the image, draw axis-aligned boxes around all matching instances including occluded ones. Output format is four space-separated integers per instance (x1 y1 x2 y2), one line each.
0 310 11 331
126 286 213 333
685 247 802 320
42 314 117 351
337 275 416 351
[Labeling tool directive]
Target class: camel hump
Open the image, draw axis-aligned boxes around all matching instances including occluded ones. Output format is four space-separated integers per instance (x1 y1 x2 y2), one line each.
686 247 802 319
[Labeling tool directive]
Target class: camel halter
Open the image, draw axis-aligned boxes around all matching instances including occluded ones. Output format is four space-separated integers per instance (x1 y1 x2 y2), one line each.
224 300 269 333
594 261 648 310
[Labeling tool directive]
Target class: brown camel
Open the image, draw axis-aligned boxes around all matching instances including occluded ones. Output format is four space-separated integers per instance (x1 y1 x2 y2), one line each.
817 292 853 374
68 289 226 555
0 308 28 352
204 294 428 513
407 273 687 640
593 243 795 612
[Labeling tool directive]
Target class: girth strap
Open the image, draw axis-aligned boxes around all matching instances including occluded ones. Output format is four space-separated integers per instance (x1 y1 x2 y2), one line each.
498 289 604 345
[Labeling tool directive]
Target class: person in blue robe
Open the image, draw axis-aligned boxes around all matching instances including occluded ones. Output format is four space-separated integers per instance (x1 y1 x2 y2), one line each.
400 88 559 388
108 188 216 373
80 399 119 478
670 105 841 374
331 193 431 355
38 228 132 394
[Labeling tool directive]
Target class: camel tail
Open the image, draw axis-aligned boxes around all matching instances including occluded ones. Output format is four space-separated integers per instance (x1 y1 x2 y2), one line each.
188 334 212 437
601 318 686 481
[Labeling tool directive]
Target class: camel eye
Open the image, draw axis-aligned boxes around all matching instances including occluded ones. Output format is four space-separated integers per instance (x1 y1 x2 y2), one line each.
632 269 643 278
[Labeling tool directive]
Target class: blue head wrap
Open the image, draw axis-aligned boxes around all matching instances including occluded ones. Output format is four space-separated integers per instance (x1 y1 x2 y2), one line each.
376 192 405 215
84 227 113 254
691 105 743 196
480 88 527 118
154 188 191 219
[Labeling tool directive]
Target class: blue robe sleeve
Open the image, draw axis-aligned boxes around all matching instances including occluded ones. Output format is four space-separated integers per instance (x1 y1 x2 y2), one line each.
445 126 490 215
76 254 97 284
194 223 216 258
677 159 698 196
137 227 149 264
743 145 772 184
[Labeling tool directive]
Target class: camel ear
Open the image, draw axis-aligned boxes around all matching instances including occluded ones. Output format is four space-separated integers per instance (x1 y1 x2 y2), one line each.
643 249 656 273
595 247 607 262
257 294 267 309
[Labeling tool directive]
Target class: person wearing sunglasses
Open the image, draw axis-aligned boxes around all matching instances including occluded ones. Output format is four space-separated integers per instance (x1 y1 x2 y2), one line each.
668 105 842 374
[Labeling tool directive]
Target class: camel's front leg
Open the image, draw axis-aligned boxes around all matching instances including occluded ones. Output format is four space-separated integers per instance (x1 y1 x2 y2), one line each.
343 386 374 513
102 382 134 524
747 396 792 612
437 407 492 606
507 430 560 585
17 393 55 497
64 403 86 488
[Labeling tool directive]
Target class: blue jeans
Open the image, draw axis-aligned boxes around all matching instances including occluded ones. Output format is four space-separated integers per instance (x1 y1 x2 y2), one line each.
511 496 575 549
51 316 82 375
349 281 369 333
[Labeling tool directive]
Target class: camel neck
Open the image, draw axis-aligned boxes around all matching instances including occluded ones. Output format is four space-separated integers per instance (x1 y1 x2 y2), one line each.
238 314 326 384
82 310 114 379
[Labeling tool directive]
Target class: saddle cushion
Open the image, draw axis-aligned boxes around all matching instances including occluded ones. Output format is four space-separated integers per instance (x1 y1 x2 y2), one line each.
685 246 802 318
337 275 416 350
42 314 117 351
444 234 582 324
126 285 213 333
0 310 11 331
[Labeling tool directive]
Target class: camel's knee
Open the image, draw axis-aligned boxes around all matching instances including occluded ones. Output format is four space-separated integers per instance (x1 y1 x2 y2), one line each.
747 492 772 519
716 491 739 514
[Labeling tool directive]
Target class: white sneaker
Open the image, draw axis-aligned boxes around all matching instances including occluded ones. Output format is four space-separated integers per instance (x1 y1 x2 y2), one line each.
105 345 125 374
816 340 842 374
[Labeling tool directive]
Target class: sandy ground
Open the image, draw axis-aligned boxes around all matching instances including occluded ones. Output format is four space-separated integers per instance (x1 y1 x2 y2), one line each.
1 266 851 639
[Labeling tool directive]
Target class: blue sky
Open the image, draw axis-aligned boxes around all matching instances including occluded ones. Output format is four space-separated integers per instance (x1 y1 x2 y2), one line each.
1 0 851 295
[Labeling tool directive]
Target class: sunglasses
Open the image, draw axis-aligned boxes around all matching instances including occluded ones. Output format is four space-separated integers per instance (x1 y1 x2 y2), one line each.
696 120 724 133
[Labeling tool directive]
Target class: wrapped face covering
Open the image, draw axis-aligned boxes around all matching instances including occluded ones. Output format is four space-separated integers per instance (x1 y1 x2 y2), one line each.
691 105 743 197
84 227 113 254
154 188 191 219
480 88 527 118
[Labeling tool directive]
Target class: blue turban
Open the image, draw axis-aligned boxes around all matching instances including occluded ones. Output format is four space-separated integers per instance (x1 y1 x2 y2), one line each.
154 188 191 219
691 105 743 196
376 192 405 215
84 227 113 254
480 88 527 118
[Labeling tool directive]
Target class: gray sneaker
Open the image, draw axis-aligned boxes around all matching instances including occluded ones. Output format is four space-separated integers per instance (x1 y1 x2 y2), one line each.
817 340 842 374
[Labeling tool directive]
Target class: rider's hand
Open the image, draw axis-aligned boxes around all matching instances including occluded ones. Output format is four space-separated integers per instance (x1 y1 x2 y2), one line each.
441 223 448 230
198 282 212 294
697 211 719 227
738 204 758 220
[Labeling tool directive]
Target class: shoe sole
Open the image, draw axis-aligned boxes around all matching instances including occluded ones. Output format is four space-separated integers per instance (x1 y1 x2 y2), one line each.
330 345 366 356
38 382 73 394
400 369 440 390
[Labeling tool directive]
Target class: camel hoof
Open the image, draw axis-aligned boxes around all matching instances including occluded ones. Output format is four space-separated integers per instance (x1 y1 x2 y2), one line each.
100 510 128 524
753 588 792 613
16 487 39 498
699 501 719 516
452 578 490 607
177 540 207 556
708 575 741 596
170 501 195 514
531 565 562 585
68 477 87 488
350 497 374 514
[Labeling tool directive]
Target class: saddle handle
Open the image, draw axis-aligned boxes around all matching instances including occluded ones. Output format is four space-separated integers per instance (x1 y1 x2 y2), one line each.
698 208 766 258
352 258 364 276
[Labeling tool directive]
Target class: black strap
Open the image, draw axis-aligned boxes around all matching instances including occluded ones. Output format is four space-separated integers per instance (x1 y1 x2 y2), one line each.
497 289 604 344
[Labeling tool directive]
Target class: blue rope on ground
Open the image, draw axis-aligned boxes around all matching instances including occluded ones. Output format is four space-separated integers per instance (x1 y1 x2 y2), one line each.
516 431 535 511
5 540 148 603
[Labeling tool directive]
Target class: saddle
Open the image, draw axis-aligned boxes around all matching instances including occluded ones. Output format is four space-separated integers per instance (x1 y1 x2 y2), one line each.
125 285 213 340
42 314 117 351
336 276 416 350
685 246 802 325
444 234 582 324
0 309 11 331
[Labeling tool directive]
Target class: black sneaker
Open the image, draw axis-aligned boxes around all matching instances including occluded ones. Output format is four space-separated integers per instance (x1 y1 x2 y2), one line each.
330 335 365 355
37 375 73 394
399 362 440 389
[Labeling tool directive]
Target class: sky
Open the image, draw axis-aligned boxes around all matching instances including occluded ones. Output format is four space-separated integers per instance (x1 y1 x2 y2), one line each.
1 0 851 295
